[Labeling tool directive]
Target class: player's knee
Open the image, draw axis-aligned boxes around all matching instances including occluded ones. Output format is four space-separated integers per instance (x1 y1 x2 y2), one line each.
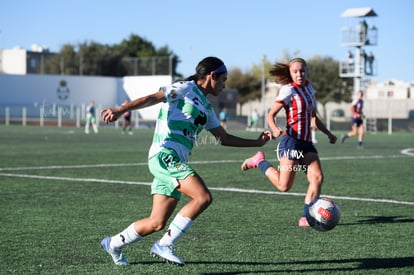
149 219 167 232
272 179 294 192
200 193 213 208
194 192 213 211
278 185 291 192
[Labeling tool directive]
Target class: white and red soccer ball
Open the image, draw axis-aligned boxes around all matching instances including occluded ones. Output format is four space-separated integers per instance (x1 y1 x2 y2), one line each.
306 197 341 232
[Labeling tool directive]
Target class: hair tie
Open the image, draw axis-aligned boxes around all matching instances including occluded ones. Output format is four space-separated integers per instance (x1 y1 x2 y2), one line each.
214 64 227 74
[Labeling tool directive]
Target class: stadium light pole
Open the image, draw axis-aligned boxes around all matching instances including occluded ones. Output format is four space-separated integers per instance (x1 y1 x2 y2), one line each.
261 55 266 129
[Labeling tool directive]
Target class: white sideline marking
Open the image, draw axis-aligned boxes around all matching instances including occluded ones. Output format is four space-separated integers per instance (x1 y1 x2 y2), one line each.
401 148 414 157
0 172 413 206
0 154 409 172
0 163 147 171
0 172 151 186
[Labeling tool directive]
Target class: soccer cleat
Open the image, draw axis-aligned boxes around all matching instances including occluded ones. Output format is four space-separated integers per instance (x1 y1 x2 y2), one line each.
101 237 129 265
241 151 265 171
150 241 184 266
341 135 347 144
298 217 310 227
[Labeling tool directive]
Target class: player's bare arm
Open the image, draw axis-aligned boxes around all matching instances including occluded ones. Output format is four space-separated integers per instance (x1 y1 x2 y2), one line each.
267 102 284 139
210 127 271 147
101 90 165 123
314 115 337 144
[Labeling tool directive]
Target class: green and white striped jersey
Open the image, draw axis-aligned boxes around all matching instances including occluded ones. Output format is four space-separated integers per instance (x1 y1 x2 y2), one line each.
148 80 220 162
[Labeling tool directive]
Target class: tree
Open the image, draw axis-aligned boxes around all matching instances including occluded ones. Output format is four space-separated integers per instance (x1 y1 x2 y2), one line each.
226 68 261 110
78 41 122 76
44 44 78 75
307 56 353 118
114 34 180 77
43 33 180 77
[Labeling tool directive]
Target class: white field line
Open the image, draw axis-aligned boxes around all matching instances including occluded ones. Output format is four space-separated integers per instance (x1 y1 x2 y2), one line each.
0 172 151 186
0 153 410 172
0 172 413 206
0 152 413 205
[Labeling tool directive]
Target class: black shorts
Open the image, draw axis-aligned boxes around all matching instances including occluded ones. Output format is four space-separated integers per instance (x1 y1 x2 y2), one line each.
276 134 317 161
352 117 363 127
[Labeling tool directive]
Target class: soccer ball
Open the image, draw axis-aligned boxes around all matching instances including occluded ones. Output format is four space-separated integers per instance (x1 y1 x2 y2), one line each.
306 197 340 232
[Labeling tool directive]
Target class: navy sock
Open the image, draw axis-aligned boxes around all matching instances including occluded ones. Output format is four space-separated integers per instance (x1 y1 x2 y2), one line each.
258 160 272 175
301 203 310 217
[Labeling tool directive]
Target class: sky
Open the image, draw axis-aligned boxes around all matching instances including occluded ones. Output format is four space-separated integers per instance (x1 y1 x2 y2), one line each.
1 0 413 84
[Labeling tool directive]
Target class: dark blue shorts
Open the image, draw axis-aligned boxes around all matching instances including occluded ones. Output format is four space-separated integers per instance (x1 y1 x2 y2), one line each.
352 117 363 127
276 134 318 161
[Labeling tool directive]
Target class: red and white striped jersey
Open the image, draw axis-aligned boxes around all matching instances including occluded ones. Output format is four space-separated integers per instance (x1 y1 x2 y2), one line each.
351 98 364 118
275 81 316 142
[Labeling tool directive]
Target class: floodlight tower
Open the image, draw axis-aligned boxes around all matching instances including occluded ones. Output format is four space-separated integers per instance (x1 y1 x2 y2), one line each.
339 7 378 97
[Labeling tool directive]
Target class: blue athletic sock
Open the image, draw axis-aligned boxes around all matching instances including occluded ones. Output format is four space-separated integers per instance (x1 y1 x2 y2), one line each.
301 203 310 217
258 160 272 175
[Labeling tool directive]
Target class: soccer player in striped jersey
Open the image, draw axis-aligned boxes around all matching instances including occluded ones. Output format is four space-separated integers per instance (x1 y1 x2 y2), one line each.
341 90 365 148
241 58 337 227
99 57 272 266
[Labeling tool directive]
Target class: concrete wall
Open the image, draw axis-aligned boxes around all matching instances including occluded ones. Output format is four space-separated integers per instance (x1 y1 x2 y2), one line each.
0 74 172 120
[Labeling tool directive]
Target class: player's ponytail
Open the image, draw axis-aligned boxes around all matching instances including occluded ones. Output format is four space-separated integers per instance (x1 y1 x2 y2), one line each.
269 63 291 84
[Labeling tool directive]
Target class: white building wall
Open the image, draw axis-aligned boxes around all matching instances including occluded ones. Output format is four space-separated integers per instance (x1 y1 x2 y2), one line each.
0 74 172 120
123 75 172 120
366 80 409 99
0 74 122 107
0 48 27 74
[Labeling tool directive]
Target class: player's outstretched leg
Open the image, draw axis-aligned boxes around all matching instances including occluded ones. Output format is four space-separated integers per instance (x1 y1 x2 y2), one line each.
241 151 265 171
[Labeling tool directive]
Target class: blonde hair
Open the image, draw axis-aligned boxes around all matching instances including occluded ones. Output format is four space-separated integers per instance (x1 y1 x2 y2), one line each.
269 63 291 84
270 58 308 84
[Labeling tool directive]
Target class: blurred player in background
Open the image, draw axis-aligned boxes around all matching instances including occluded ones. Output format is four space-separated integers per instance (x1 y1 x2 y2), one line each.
241 58 337 227
85 100 98 134
342 90 364 148
121 98 133 135
100 56 272 266
219 107 228 129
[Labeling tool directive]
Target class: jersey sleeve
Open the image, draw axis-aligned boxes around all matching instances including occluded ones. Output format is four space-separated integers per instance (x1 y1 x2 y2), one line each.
351 99 358 106
161 81 187 102
275 85 293 106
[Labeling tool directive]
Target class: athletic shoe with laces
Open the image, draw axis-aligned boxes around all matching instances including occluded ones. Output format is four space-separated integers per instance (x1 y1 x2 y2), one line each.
101 237 129 265
298 217 310 227
241 151 265 171
150 241 184 266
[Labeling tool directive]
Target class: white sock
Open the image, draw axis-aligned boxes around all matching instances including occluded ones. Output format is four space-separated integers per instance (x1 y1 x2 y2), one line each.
110 223 143 250
159 214 193 246
312 130 316 142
